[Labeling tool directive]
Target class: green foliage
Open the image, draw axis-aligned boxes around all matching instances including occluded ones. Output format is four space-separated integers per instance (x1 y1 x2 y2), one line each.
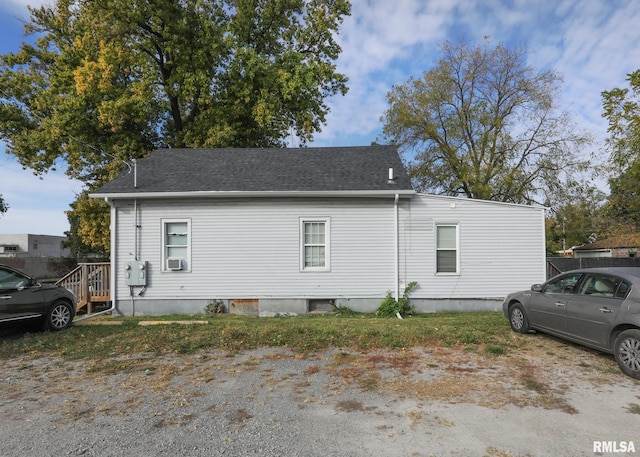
484 345 505 356
545 186 607 255
606 159 640 231
380 40 593 207
0 0 351 251
602 70 640 231
204 299 226 315
376 281 417 318
0 195 7 214
602 69 640 169
65 192 110 257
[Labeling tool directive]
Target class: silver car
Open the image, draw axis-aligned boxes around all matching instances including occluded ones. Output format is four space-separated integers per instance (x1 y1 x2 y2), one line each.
503 267 640 379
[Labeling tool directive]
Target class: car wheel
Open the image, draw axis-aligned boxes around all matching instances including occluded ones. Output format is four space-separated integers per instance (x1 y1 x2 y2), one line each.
45 301 73 331
614 329 640 380
508 302 530 334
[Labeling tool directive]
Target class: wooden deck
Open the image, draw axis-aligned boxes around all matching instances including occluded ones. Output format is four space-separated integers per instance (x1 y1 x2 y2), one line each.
56 263 110 314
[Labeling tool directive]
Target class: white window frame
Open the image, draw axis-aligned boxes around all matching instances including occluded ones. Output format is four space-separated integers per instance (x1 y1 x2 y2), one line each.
300 217 331 272
162 218 192 272
435 223 460 275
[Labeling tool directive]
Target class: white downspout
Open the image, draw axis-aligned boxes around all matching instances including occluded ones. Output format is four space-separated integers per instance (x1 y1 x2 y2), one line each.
394 194 400 301
134 198 138 261
110 198 119 315
131 198 138 315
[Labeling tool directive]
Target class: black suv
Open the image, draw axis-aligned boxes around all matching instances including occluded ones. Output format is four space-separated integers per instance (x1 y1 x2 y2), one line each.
0 264 76 331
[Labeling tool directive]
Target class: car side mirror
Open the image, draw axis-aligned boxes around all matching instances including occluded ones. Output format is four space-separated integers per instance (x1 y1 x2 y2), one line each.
531 284 543 292
16 278 38 291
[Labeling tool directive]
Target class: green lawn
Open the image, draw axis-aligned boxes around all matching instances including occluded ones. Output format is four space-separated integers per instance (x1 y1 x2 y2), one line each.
0 311 528 360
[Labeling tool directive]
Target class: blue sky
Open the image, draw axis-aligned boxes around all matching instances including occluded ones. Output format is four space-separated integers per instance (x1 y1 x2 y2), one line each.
1 0 640 236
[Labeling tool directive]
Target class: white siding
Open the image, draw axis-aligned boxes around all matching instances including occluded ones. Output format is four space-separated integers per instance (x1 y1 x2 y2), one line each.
113 198 397 303
111 194 546 313
399 195 546 299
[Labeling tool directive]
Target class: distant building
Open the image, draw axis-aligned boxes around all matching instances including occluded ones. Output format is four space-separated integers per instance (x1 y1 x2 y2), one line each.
0 234 70 280
573 234 640 259
0 234 69 258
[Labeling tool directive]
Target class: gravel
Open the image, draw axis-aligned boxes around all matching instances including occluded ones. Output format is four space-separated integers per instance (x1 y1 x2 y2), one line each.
1 336 639 457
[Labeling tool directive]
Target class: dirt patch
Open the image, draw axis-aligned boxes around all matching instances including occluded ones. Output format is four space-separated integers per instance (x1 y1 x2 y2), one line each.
1 336 637 456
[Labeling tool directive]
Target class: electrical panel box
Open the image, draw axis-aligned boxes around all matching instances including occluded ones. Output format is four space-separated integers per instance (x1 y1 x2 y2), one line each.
124 260 147 286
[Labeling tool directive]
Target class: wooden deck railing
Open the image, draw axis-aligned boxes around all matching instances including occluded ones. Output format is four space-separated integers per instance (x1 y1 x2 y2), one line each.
56 262 111 314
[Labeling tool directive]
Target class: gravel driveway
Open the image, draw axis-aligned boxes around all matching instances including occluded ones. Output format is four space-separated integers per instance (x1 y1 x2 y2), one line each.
1 331 638 457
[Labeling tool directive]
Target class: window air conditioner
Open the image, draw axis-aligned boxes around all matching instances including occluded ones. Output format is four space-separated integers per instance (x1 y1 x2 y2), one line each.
167 258 183 271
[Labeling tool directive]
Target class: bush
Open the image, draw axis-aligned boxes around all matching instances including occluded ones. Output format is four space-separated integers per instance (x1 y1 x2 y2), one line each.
205 299 225 315
376 282 417 318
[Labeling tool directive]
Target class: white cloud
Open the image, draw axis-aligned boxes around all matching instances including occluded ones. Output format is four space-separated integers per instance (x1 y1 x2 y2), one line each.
0 207 70 235
337 0 452 77
534 1 640 143
315 0 640 156
0 158 82 235
314 0 454 145
2 0 639 192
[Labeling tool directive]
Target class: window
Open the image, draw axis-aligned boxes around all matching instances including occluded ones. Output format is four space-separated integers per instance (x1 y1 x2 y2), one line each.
0 266 28 290
579 274 629 299
436 224 458 274
543 273 583 294
162 219 191 271
300 218 330 271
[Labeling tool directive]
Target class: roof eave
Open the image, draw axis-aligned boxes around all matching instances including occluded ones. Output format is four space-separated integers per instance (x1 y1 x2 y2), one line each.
90 189 416 200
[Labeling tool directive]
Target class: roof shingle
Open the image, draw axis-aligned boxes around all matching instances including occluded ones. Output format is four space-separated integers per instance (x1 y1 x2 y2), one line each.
93 146 413 195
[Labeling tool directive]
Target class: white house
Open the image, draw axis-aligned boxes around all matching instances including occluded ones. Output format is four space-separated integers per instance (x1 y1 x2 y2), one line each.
91 146 546 316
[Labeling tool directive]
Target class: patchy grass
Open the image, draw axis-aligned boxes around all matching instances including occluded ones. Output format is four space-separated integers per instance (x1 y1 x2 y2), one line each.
226 408 253 426
485 447 535 457
626 403 640 415
0 312 522 360
0 311 625 416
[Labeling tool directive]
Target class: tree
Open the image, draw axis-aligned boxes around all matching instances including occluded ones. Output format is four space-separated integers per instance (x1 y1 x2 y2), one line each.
0 194 7 216
65 192 110 259
545 185 606 255
604 158 640 232
602 70 640 170
602 70 640 230
380 40 593 205
0 0 350 252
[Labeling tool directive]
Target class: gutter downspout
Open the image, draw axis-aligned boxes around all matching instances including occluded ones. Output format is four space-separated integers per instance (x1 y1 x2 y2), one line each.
394 194 400 302
134 199 138 261
131 198 139 315
74 197 118 322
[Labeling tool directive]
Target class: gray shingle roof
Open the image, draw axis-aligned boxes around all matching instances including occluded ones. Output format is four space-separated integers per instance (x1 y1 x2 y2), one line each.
92 145 413 195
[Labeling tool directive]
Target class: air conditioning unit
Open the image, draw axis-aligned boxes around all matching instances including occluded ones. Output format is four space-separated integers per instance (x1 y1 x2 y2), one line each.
167 258 183 271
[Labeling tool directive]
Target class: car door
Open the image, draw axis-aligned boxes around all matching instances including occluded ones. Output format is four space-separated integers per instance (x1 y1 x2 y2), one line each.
0 267 45 322
565 273 628 350
528 272 584 334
